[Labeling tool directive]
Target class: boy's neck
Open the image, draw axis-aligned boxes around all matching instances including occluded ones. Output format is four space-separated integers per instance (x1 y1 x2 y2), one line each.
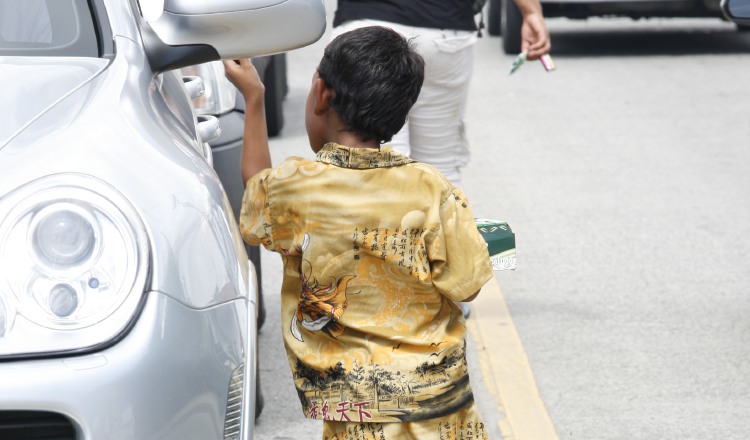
315 106 380 151
333 131 380 150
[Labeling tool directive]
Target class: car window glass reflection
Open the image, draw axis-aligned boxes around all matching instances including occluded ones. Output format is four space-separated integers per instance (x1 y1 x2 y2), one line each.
0 0 52 45
728 0 750 17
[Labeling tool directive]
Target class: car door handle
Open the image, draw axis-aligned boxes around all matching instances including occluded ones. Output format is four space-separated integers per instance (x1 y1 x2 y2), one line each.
182 75 205 100
197 115 221 144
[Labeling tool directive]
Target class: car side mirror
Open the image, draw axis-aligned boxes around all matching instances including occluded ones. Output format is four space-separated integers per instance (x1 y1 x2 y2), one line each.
142 0 326 72
721 0 750 25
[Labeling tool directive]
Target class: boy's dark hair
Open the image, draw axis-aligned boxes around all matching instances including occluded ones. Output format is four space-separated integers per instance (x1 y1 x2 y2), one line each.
317 26 425 144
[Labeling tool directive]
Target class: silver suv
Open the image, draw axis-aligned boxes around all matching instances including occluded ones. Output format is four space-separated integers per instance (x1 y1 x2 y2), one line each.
0 0 325 438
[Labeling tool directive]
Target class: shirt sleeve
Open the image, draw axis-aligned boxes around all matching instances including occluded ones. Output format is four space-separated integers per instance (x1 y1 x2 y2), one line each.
426 188 494 302
239 168 275 251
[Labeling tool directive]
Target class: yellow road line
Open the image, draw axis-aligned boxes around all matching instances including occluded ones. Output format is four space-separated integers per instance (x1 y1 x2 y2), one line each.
467 277 558 440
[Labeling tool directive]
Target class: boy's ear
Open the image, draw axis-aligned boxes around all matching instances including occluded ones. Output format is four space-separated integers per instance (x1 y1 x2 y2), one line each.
313 77 333 115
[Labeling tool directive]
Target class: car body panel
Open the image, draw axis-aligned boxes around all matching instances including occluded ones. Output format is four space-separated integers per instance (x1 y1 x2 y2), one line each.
0 0 323 436
0 58 109 146
0 291 256 439
1 37 247 310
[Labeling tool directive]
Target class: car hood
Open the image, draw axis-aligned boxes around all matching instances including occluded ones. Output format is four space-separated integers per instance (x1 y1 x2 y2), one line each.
1 44 249 310
0 56 109 147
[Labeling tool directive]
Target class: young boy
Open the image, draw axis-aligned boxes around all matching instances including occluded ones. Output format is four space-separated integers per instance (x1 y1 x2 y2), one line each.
224 26 493 440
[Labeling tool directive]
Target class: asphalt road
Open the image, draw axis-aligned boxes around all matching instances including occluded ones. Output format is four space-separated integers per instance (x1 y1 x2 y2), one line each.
253 11 750 440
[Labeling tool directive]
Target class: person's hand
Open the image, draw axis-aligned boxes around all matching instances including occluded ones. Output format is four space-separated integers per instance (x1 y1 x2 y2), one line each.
520 12 550 60
223 58 265 104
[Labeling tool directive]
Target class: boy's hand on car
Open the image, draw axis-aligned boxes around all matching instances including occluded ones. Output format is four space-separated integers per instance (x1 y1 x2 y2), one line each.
223 59 265 106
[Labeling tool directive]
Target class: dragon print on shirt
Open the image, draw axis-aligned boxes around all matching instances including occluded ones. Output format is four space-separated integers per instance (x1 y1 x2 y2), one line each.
288 233 356 342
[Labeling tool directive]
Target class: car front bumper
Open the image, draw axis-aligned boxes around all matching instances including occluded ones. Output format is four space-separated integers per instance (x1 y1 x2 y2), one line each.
0 291 256 440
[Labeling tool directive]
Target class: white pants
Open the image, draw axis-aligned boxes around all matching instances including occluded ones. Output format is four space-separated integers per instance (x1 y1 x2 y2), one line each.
331 20 477 187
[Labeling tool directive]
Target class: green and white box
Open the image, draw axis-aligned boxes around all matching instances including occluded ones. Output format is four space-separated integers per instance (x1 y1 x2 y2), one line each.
476 219 516 271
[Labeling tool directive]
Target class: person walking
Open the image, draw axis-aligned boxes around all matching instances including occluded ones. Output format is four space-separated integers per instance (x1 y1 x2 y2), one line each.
332 0 551 188
332 0 549 318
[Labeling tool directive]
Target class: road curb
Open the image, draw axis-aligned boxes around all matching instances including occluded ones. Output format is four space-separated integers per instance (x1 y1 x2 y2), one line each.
466 277 559 440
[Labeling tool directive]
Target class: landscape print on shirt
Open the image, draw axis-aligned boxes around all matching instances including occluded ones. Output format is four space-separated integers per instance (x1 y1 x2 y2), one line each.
288 222 475 423
293 340 473 423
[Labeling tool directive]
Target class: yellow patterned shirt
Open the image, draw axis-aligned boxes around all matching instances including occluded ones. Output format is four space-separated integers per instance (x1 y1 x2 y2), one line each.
240 143 493 423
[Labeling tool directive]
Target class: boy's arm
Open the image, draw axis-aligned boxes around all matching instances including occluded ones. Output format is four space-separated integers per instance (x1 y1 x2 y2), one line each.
428 189 494 303
223 59 272 184
513 0 551 60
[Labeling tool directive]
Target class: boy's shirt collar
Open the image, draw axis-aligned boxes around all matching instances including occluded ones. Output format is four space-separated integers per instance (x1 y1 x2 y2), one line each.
316 142 415 169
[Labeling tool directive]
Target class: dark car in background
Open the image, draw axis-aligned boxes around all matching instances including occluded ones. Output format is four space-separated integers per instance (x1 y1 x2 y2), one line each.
487 0 729 53
722 0 750 22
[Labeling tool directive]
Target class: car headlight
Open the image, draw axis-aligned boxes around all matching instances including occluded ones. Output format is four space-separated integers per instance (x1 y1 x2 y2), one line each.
0 174 149 357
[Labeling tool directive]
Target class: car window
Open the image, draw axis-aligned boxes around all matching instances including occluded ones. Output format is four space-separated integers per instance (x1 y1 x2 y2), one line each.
0 0 98 57
728 0 750 17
